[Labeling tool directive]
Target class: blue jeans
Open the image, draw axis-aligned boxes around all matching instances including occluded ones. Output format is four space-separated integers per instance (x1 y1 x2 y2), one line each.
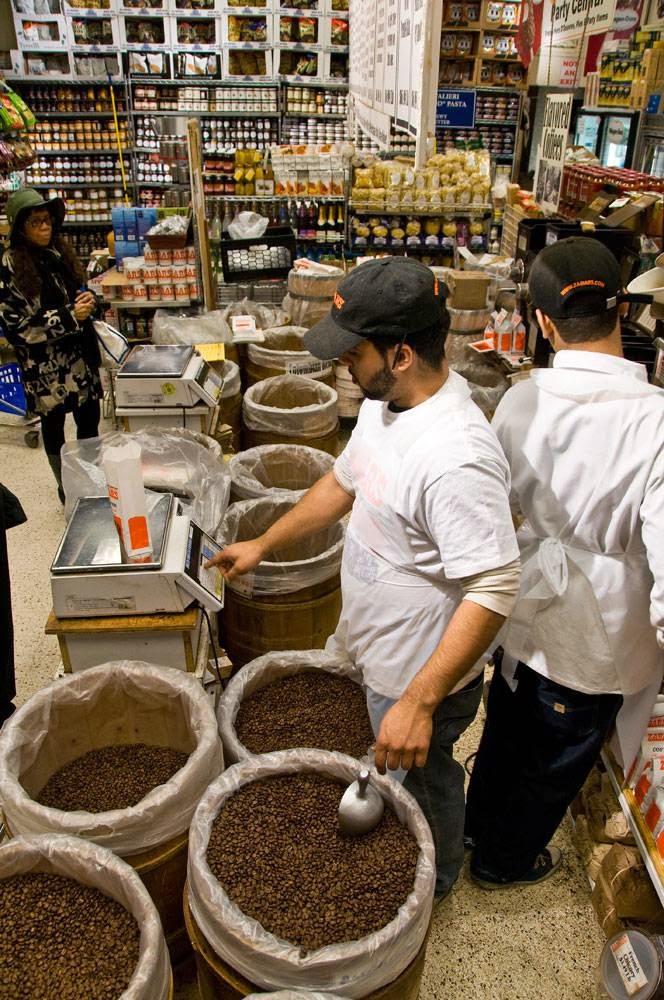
465 658 623 882
367 671 484 898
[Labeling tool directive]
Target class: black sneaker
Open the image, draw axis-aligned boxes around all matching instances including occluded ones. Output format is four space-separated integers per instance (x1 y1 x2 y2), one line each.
463 834 476 851
471 847 562 891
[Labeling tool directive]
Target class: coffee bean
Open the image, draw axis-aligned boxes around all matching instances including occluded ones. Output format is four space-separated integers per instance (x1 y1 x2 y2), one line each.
235 673 375 758
37 744 189 813
0 872 140 999
206 774 418 953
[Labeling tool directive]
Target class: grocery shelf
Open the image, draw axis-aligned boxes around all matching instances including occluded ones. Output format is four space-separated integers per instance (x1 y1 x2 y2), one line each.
33 149 125 156
350 204 492 217
283 112 347 120
475 118 518 125
34 111 125 119
105 298 194 308
62 220 113 227
29 182 124 189
131 109 280 117
601 747 664 909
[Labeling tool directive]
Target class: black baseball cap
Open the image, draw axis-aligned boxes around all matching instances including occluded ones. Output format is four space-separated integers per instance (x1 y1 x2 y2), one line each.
529 236 627 319
303 257 448 361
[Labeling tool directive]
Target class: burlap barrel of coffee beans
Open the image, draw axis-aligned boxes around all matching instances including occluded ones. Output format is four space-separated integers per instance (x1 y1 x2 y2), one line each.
246 327 334 388
187 749 435 997
217 649 371 765
0 661 223 855
216 498 344 600
61 427 231 534
450 362 509 420
282 264 344 330
229 445 334 503
0 834 171 999
245 993 344 998
242 375 339 454
218 359 243 454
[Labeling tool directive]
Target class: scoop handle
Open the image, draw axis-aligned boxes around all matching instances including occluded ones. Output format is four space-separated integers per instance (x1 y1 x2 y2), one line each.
357 769 370 799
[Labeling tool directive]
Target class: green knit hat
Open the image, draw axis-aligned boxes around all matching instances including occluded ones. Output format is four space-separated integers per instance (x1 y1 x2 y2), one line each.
6 188 66 237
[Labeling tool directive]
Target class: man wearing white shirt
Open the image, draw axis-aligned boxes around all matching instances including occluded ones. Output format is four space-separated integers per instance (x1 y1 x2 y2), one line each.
208 257 520 899
466 237 664 889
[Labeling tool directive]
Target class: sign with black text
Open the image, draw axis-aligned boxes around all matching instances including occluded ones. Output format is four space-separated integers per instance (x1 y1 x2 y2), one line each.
541 0 617 43
533 92 573 213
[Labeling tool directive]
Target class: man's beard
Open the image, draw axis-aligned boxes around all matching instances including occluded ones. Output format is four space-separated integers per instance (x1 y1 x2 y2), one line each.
354 361 397 400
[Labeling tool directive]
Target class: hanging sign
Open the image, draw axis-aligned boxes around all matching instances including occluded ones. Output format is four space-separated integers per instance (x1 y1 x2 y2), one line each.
396 0 413 129
353 98 393 150
535 37 582 85
533 92 573 214
541 0 617 43
436 89 476 128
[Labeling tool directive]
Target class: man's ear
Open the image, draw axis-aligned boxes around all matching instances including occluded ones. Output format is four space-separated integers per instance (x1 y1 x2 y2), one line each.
536 308 555 343
393 342 415 371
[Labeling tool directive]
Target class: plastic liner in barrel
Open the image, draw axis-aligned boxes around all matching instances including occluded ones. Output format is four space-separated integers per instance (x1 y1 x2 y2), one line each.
220 300 290 332
151 308 232 346
217 649 362 765
186 749 435 998
216 497 344 597
61 427 231 534
0 661 224 856
245 993 345 999
242 375 338 439
229 445 334 502
450 362 509 418
246 326 333 384
0 834 171 999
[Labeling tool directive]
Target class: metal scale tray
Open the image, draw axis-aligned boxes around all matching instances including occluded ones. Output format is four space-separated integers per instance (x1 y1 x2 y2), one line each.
117 345 194 379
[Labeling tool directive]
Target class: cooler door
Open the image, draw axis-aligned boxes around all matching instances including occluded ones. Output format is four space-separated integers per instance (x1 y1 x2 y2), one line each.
600 114 636 168
574 113 602 154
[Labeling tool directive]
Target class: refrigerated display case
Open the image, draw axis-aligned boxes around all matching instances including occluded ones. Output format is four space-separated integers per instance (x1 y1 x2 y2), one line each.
634 113 664 179
571 108 640 168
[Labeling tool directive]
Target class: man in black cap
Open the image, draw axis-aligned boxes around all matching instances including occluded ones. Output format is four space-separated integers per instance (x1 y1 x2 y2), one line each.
466 236 664 889
209 257 521 899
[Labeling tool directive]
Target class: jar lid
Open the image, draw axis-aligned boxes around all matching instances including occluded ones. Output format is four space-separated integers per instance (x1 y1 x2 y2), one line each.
600 931 662 1000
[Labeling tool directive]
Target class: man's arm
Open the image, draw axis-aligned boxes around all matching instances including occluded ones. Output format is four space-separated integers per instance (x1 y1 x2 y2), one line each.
374 600 506 773
206 470 354 580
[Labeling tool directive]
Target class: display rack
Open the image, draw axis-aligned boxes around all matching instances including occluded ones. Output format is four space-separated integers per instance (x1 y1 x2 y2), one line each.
601 747 664 909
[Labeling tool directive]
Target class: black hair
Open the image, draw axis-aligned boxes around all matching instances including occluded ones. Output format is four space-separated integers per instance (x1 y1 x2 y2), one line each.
552 307 619 344
367 311 450 371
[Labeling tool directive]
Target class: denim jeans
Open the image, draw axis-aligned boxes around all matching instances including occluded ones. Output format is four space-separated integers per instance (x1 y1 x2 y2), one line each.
367 671 484 898
465 659 623 882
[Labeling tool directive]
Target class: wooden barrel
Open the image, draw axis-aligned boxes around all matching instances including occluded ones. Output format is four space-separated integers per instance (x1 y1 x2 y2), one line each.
221 575 342 670
126 830 191 964
241 421 340 457
184 886 428 1000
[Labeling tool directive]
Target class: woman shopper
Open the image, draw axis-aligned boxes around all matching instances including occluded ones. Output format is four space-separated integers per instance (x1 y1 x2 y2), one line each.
0 189 101 502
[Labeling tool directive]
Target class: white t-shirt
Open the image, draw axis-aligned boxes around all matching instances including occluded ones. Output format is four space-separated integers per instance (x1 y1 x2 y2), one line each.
493 350 664 697
329 370 519 700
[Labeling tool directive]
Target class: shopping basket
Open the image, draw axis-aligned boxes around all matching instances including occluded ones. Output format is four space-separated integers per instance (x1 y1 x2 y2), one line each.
0 362 40 447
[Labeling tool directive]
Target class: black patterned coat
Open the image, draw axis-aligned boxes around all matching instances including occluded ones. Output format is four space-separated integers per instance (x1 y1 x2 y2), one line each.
0 245 101 416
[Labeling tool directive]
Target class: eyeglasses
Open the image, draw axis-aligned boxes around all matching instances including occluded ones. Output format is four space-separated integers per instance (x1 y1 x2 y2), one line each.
26 216 53 230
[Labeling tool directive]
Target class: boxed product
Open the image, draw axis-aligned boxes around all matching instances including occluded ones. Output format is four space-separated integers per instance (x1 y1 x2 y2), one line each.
445 271 491 310
600 844 663 922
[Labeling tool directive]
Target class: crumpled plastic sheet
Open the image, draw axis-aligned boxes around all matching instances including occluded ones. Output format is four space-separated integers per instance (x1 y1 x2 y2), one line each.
0 834 171 999
151 309 233 346
186 749 435 998
215 497 344 596
228 211 269 240
451 362 509 418
247 326 332 381
242 376 338 437
61 427 230 535
229 444 334 502
217 649 361 765
0 662 224 857
220 300 290 331
220 359 241 399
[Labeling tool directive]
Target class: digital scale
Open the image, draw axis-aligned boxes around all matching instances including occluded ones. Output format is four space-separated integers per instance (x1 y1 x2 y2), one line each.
114 345 223 409
50 493 225 618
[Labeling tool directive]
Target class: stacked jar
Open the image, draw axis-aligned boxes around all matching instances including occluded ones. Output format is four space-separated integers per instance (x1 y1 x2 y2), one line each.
209 87 278 113
50 189 125 223
31 120 130 153
201 118 279 153
15 84 125 115
26 157 123 186
284 86 348 117
113 246 199 305
282 119 350 145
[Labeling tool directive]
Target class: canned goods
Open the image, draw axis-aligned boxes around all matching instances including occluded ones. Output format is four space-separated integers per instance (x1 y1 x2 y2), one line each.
158 249 173 265
157 265 173 284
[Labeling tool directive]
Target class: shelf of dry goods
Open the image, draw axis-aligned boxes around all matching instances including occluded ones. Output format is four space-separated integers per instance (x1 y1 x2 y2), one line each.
601 746 664 909
131 109 280 117
350 204 492 217
34 112 126 119
33 149 124 156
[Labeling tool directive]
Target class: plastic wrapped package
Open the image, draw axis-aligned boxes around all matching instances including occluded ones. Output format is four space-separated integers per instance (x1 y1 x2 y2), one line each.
0 662 224 856
186 749 435 998
151 309 232 346
218 649 361 764
242 376 338 438
216 497 344 596
220 299 290 331
0 835 171 999
282 264 344 329
61 428 231 535
229 444 334 501
451 362 509 418
247 326 333 382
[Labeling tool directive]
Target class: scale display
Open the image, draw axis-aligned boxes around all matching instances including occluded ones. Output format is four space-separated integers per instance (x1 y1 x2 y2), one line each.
51 494 172 574
118 345 194 378
184 522 224 604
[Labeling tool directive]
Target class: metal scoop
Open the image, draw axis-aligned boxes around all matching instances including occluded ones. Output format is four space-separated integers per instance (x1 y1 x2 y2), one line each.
338 767 384 837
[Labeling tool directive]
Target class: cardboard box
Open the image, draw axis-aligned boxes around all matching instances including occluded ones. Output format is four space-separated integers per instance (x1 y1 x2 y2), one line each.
446 271 491 310
603 193 660 231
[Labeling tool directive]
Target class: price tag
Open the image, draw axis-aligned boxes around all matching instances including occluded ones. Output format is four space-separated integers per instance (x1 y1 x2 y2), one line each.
286 359 328 377
610 934 649 996
230 572 254 598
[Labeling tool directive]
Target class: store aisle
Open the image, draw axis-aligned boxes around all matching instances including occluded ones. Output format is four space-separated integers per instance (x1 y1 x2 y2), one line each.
1 421 606 1000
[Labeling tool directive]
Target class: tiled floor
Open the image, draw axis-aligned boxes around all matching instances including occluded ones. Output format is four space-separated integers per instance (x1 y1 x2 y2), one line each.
1 415 606 1000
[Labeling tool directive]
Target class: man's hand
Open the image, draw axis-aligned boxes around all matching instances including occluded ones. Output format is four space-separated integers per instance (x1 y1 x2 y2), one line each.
373 696 434 774
204 539 265 581
73 291 95 322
